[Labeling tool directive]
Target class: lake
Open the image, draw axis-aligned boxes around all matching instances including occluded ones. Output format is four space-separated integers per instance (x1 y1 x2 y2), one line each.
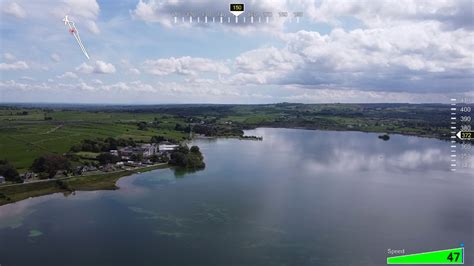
0 128 472 266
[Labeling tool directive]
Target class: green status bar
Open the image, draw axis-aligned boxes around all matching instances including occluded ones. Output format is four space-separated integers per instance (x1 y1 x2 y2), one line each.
387 247 464 264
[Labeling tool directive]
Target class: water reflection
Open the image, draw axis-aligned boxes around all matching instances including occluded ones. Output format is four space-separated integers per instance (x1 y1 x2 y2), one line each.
0 128 472 266
244 128 472 174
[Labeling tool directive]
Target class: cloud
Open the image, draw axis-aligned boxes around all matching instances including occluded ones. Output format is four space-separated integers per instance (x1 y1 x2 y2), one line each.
76 81 95 91
227 23 474 93
143 56 230 76
20 76 35 81
307 0 474 30
1 0 473 104
279 85 461 103
3 53 15 61
0 80 48 91
94 60 116 74
85 20 100 34
4 77 470 104
76 60 116 74
119 60 140 75
62 0 99 19
50 53 61 62
76 63 94 73
57 72 78 79
129 68 141 75
231 47 303 84
2 2 26 19
91 79 103 85
0 61 29 71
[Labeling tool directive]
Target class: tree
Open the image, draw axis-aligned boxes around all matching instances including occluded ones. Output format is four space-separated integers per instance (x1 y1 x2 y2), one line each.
0 160 20 182
150 154 169 163
71 137 137 152
176 145 190 154
31 155 71 179
174 123 190 133
186 153 205 169
169 151 187 166
96 153 120 165
130 153 143 162
169 145 205 170
151 135 166 143
151 135 178 144
137 121 148 131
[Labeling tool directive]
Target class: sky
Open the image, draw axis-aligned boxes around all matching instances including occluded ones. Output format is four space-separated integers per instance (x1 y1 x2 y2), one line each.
0 0 473 104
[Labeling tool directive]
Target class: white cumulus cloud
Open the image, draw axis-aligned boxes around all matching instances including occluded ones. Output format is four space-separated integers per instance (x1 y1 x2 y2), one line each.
143 56 230 76
57 72 78 79
0 61 29 71
76 60 116 74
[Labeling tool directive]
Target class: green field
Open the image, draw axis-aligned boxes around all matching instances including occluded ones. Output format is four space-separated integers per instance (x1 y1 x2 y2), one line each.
0 109 188 171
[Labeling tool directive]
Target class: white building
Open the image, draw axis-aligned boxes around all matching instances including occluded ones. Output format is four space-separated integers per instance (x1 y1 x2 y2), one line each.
118 144 158 159
141 143 158 157
159 144 179 151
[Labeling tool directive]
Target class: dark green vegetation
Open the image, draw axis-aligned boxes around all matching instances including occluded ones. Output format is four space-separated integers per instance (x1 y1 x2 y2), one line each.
31 154 71 179
0 160 20 182
378 134 390 141
0 103 457 172
0 163 169 205
169 145 205 170
70 137 137 153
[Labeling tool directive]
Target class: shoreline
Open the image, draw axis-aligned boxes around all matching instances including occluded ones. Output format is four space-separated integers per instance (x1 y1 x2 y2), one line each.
242 124 451 141
0 163 170 206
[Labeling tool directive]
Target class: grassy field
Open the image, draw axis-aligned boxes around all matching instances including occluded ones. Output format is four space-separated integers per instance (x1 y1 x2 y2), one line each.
0 109 188 171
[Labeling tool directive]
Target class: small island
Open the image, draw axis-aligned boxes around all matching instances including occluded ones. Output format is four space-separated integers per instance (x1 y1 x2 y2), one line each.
378 134 390 141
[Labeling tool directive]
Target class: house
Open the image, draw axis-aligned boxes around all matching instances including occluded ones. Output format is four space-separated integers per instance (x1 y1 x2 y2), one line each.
76 165 98 175
125 161 141 167
118 147 136 157
118 143 159 159
110 149 119 156
20 172 36 182
101 164 117 172
0 175 5 184
159 144 179 152
141 143 158 157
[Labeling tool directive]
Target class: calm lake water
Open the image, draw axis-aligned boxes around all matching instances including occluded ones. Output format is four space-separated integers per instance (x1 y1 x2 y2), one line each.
0 128 472 266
